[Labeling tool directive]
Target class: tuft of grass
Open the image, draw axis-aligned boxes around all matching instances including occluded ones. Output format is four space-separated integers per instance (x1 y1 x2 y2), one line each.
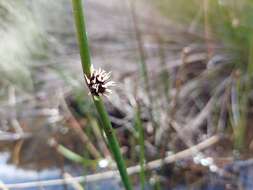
156 0 253 154
233 33 253 151
71 1 133 190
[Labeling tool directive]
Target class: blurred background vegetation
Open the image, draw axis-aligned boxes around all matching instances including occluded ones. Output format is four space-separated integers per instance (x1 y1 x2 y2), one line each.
0 0 253 190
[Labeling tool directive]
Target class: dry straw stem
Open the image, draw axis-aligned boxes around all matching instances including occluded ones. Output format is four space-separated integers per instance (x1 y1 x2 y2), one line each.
64 173 84 190
71 1 133 190
60 94 101 159
3 135 220 189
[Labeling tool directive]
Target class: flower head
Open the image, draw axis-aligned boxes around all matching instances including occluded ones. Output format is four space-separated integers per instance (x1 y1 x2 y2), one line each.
85 67 115 97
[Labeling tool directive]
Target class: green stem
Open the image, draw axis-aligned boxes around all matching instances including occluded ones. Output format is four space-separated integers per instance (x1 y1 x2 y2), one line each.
129 0 158 130
71 1 133 190
134 106 146 190
72 0 91 77
93 97 133 190
153 175 161 190
57 144 96 166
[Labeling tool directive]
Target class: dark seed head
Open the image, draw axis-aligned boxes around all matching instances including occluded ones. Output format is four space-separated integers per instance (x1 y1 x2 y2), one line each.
85 67 115 97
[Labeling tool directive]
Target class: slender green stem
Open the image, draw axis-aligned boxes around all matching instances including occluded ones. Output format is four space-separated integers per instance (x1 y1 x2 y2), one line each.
153 175 161 190
93 97 133 190
134 106 146 190
233 77 247 151
57 144 96 166
72 0 91 77
157 37 170 105
129 0 158 130
71 1 133 190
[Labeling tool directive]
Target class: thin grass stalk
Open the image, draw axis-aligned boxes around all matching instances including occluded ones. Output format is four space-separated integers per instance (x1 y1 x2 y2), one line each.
233 34 253 151
232 76 245 151
92 98 133 190
203 0 214 58
64 173 85 190
248 34 253 79
60 93 101 159
134 105 146 190
87 114 110 157
152 175 161 190
66 116 101 159
71 0 91 77
129 0 157 129
71 1 133 190
57 144 96 166
157 38 170 105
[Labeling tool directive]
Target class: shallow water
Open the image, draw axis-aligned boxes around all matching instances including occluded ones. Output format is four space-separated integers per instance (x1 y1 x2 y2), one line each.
0 152 123 190
0 152 72 189
2 148 253 190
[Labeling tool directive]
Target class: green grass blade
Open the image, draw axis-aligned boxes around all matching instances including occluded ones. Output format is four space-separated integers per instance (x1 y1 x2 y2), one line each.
57 144 95 166
134 106 146 190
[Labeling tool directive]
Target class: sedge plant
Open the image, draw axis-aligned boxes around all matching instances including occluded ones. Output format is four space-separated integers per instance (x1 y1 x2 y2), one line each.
71 0 133 190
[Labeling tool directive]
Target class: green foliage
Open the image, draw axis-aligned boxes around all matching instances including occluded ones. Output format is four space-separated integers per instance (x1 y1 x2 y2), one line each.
156 0 200 24
156 0 253 66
